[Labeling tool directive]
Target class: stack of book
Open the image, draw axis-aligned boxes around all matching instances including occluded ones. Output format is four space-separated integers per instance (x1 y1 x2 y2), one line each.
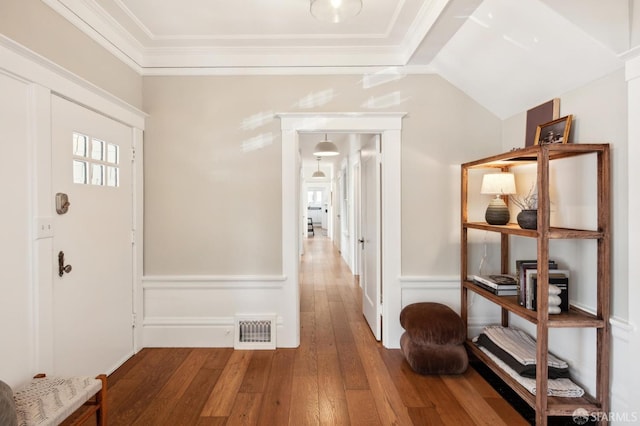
515 259 569 312
530 272 569 312
470 274 518 296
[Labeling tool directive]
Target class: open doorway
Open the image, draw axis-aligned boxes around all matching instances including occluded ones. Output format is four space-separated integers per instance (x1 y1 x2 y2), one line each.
299 133 376 276
306 184 330 237
278 113 405 349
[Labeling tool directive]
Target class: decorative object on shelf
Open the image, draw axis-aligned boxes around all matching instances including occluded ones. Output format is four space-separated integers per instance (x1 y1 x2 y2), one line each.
510 184 538 229
310 0 362 23
313 134 339 156
516 209 537 229
312 157 326 178
481 172 516 225
534 114 573 145
525 99 560 147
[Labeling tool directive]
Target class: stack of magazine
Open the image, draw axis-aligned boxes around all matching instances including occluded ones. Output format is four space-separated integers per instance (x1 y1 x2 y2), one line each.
470 274 518 296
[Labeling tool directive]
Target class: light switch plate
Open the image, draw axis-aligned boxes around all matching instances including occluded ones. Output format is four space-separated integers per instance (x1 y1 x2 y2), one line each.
35 217 54 239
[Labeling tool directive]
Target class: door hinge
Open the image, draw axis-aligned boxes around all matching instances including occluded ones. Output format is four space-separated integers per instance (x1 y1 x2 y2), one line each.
131 147 136 162
132 313 137 328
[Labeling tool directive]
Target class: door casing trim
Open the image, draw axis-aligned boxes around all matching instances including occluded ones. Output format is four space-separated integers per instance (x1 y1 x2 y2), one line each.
278 112 406 348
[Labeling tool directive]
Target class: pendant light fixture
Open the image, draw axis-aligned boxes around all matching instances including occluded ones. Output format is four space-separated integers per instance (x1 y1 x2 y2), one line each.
310 0 362 23
312 157 326 178
313 134 339 157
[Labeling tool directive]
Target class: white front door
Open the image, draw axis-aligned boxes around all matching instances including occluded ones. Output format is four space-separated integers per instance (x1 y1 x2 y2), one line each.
361 136 381 340
51 95 134 375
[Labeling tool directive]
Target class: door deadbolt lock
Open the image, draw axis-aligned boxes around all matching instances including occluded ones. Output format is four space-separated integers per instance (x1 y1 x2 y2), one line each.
58 251 72 277
56 193 70 215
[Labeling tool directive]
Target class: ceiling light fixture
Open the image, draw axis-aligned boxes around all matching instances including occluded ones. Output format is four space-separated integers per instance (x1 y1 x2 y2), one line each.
310 0 362 23
313 134 339 156
312 157 326 178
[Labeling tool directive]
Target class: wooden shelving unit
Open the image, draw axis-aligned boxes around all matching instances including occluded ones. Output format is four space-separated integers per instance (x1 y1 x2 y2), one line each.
460 144 611 425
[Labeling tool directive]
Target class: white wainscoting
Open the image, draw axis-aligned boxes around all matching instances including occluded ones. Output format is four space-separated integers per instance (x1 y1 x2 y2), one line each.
142 275 286 347
608 317 635 419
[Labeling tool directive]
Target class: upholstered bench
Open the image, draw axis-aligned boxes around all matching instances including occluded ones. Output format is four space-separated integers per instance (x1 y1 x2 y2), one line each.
0 374 107 426
399 302 468 375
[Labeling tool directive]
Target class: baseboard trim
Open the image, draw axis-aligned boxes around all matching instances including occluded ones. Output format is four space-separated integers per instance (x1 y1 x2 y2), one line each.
141 317 285 348
140 275 289 347
142 275 286 290
143 316 235 327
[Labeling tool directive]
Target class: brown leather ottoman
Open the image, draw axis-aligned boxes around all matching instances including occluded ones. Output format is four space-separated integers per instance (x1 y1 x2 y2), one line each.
399 302 468 375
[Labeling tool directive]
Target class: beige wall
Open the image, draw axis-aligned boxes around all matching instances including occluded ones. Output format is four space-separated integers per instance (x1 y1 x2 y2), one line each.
501 69 628 319
142 74 502 275
0 0 142 109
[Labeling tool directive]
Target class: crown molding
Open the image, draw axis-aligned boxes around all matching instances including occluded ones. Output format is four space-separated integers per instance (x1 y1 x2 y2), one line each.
399 0 451 63
42 0 144 71
619 44 640 63
0 34 146 128
141 64 436 76
41 0 441 74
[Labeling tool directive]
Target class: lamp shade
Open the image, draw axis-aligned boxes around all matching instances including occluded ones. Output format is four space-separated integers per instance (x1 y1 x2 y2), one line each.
313 134 339 156
310 0 362 23
480 173 516 195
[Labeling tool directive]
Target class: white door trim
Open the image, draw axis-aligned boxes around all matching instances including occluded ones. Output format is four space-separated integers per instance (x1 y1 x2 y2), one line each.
278 112 406 348
0 37 146 371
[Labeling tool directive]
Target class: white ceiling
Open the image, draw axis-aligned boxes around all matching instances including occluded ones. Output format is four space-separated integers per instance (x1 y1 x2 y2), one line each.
47 0 467 69
44 0 637 128
431 0 629 118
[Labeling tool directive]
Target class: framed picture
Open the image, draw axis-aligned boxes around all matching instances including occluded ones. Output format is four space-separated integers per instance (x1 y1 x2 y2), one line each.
525 98 559 147
534 114 573 145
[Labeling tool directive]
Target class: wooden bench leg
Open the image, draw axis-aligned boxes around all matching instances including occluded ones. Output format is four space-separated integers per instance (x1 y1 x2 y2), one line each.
96 374 107 426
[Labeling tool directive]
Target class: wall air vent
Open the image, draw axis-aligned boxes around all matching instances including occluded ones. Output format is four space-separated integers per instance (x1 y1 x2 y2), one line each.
234 315 276 350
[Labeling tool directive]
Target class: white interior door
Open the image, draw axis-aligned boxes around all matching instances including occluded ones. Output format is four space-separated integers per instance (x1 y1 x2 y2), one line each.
51 95 134 376
361 136 381 340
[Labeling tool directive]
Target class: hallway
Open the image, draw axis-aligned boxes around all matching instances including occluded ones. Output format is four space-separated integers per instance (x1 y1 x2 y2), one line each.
96 236 528 425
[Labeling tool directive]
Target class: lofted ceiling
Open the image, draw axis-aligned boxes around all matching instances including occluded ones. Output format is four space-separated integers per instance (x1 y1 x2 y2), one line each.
43 0 636 145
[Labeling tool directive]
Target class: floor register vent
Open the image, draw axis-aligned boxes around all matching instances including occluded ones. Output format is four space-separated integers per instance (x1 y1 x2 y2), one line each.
234 315 276 350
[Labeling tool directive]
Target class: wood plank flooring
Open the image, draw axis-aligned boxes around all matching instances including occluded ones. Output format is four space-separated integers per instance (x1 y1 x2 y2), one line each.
74 236 529 425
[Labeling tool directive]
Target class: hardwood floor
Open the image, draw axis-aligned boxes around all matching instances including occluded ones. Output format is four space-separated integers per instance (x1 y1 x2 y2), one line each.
84 236 529 425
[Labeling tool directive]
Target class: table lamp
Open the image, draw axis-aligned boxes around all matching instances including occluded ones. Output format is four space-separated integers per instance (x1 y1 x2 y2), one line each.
481 172 516 225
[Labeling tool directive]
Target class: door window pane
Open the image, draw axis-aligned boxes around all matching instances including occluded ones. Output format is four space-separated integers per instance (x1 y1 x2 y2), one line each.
106 166 119 187
73 160 87 184
91 164 104 186
106 143 119 164
73 133 88 157
91 139 105 160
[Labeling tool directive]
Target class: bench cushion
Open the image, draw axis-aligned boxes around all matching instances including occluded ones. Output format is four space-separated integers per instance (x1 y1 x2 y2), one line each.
399 302 465 345
0 380 17 426
13 376 102 426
